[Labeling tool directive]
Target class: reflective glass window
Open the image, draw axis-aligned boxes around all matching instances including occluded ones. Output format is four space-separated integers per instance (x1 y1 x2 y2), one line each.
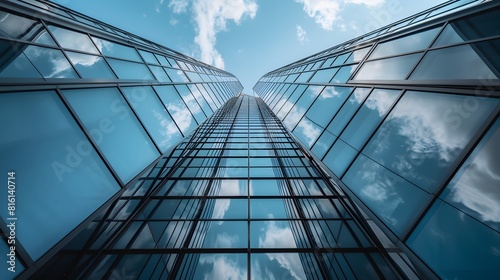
410 39 500 80
154 85 198 134
250 180 280 196
121 86 183 153
48 25 99 54
63 87 159 183
107 58 154 80
251 253 307 279
283 86 324 130
343 154 430 236
24 45 78 78
340 89 401 150
0 91 119 260
188 84 213 116
354 53 421 80
312 130 337 159
92 37 142 61
370 27 439 59
306 86 352 128
195 221 247 248
66 51 115 79
0 11 56 45
165 67 188 82
0 40 41 78
293 117 322 148
138 50 158 64
251 221 299 248
190 254 247 279
325 88 371 136
149 65 171 82
363 91 498 193
295 71 314 83
331 65 356 83
154 54 170 66
440 117 500 231
408 201 500 279
323 139 358 177
309 67 338 83
345 46 371 63
332 52 350 66
251 199 289 219
175 85 206 124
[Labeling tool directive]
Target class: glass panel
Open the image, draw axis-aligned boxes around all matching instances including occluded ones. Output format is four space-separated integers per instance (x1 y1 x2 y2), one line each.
332 52 350 66
293 117 324 148
66 52 115 79
440 118 500 231
408 201 500 279
121 86 183 153
0 91 119 260
154 54 170 66
370 27 440 59
0 40 42 78
283 86 324 130
48 25 99 54
149 65 171 82
92 37 141 61
250 180 280 196
63 87 159 183
363 91 498 193
311 130 337 159
24 45 78 78
188 84 213 116
326 88 371 136
345 46 371 63
165 67 188 82
138 50 158 64
354 53 422 80
307 86 352 128
340 89 401 150
331 64 356 83
251 253 307 279
251 221 299 247
410 40 500 80
190 254 247 279
251 199 289 219
195 221 247 248
309 68 338 83
107 58 154 80
295 71 314 83
323 139 358 177
0 11 56 45
175 85 206 124
154 85 198 134
343 154 430 236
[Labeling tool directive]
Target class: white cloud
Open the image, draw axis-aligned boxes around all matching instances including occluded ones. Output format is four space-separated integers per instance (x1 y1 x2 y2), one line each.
214 233 240 247
193 0 258 69
294 0 341 30
156 0 165 13
296 25 309 45
169 0 189 13
170 18 179 25
344 0 384 6
295 0 385 30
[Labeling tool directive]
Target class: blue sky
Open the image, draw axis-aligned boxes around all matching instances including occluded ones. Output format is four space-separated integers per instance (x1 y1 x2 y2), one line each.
52 0 447 92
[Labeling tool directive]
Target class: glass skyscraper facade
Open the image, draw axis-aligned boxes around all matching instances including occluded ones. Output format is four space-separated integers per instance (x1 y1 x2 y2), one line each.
254 0 500 279
0 0 498 279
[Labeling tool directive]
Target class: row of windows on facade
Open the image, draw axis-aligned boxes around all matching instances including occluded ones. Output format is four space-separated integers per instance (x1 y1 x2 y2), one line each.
0 8 237 82
258 5 499 84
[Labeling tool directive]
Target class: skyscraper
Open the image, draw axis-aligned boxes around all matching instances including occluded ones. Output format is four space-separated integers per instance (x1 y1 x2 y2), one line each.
0 0 498 279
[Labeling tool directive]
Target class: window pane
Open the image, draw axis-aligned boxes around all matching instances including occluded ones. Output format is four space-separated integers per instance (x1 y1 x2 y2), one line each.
48 25 98 54
92 37 141 61
66 52 115 79
307 86 353 128
331 65 357 83
149 65 171 82
354 53 422 80
138 50 158 64
107 58 154 80
283 86 324 130
323 139 358 177
121 86 183 153
363 91 498 193
345 46 371 63
0 11 56 45
63 87 160 183
370 27 439 59
326 87 370 137
24 45 78 78
0 91 119 260
194 221 247 248
309 68 338 83
410 40 500 80
343 154 430 236
0 40 41 78
175 85 206 124
312 130 337 159
440 117 500 231
340 89 401 150
165 67 188 82
154 85 198 134
408 201 500 279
